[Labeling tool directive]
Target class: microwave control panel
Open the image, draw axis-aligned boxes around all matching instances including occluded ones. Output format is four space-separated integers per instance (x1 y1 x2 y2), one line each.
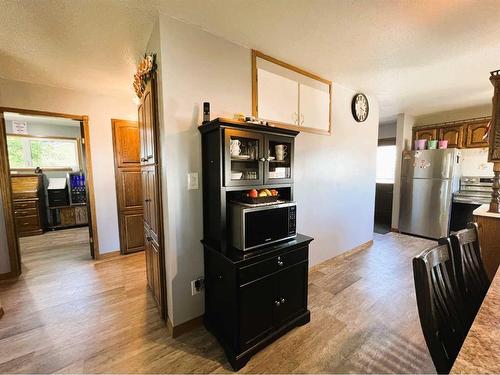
288 206 296 235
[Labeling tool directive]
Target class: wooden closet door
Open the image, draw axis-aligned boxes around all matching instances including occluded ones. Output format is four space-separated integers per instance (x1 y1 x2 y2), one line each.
112 119 144 254
147 166 159 243
138 102 146 163
138 73 165 319
142 80 156 166
141 168 150 227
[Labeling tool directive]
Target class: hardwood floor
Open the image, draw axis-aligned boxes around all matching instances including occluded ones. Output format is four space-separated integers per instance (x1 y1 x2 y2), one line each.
0 231 436 373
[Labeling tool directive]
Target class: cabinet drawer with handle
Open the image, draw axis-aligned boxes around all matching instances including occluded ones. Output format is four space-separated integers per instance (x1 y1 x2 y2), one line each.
15 215 40 231
13 200 37 210
238 246 308 286
14 207 38 217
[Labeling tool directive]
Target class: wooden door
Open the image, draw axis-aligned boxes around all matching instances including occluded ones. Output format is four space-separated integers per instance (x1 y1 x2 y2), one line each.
146 166 159 243
465 121 489 148
112 119 144 254
138 73 166 319
414 128 437 141
439 126 463 148
151 238 162 307
140 79 157 166
144 225 152 288
141 169 150 227
138 102 146 163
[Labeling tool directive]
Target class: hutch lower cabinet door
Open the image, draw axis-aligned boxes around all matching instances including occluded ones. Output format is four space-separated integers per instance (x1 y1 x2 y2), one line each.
203 238 312 370
239 275 276 350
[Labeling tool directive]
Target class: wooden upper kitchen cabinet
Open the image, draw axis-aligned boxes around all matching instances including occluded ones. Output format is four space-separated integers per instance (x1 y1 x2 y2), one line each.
439 125 464 148
465 121 489 148
414 128 437 141
413 117 490 150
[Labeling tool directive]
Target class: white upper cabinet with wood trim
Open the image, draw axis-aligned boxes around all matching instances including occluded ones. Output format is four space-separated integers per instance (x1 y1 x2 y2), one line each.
257 68 299 126
253 50 332 135
299 81 330 131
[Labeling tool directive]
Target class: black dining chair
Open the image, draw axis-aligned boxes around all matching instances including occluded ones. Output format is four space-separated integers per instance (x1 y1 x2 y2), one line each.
449 222 491 323
413 241 468 374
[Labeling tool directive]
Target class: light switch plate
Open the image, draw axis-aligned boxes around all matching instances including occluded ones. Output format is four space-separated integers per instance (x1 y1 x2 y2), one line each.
188 172 199 190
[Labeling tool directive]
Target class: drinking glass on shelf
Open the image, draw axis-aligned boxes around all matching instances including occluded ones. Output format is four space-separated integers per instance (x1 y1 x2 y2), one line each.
248 142 256 160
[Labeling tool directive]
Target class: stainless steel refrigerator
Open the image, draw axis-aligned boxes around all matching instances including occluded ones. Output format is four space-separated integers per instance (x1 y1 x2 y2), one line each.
399 149 461 239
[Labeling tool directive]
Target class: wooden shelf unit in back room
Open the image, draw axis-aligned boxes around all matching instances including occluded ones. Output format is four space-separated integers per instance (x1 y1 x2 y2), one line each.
199 118 313 370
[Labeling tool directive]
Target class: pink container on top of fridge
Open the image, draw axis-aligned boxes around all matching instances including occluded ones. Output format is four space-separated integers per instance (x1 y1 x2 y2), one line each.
439 140 449 149
414 139 427 150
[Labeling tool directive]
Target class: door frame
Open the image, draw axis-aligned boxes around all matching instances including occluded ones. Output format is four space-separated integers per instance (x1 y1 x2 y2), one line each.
0 106 100 278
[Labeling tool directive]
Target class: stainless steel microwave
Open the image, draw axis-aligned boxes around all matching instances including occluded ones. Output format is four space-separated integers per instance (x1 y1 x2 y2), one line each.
229 202 297 251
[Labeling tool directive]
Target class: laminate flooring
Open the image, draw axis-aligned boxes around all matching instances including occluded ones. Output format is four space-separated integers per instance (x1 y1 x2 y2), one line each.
0 230 436 373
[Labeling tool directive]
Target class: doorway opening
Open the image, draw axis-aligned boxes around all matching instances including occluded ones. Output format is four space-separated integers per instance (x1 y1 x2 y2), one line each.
0 108 98 278
374 121 397 235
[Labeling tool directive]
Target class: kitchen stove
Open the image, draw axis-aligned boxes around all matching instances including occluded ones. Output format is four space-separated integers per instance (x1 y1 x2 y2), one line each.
453 176 493 205
450 176 493 232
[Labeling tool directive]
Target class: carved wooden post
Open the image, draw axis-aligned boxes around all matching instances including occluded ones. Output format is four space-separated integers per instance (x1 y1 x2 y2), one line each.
488 70 500 213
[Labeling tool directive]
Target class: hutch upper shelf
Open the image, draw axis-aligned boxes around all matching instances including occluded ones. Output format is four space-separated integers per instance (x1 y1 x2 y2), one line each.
199 118 298 187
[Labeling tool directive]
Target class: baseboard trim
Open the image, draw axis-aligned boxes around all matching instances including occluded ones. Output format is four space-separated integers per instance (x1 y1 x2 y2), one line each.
0 271 18 281
309 240 373 272
97 250 121 260
168 315 204 338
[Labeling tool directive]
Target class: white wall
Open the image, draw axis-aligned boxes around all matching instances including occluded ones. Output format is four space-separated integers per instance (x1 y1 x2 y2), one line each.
378 121 397 140
0 78 137 257
295 83 379 266
460 148 493 177
157 15 379 326
415 104 491 126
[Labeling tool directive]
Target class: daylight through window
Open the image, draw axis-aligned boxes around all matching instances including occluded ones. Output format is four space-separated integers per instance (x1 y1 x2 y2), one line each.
376 145 396 183
7 135 80 170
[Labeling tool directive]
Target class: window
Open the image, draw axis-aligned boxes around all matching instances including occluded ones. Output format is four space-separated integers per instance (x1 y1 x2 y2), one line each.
7 135 80 170
376 145 396 183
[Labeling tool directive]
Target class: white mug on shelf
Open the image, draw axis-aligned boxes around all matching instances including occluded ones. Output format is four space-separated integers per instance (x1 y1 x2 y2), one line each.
275 144 287 161
230 140 241 156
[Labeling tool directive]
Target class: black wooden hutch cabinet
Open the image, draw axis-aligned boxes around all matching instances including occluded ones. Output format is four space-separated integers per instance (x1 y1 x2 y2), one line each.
199 118 313 370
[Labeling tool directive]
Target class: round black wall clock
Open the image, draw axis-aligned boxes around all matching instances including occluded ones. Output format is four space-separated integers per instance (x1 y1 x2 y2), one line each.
352 93 369 122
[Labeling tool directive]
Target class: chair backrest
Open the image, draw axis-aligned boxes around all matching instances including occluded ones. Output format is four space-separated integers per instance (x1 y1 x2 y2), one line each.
449 222 490 321
413 242 468 374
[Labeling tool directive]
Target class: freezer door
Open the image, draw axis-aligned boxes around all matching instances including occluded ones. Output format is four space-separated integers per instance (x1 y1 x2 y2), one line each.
399 177 453 239
401 149 458 180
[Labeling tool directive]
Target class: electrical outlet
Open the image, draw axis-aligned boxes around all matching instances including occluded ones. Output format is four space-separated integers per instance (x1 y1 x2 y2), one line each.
188 172 199 190
191 277 204 295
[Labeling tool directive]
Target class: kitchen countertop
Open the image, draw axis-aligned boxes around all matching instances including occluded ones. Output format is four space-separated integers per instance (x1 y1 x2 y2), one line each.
451 269 500 374
202 233 313 265
473 204 500 219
